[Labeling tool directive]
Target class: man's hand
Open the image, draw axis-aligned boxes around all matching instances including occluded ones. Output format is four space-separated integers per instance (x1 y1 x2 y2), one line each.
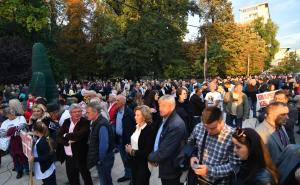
193 164 208 177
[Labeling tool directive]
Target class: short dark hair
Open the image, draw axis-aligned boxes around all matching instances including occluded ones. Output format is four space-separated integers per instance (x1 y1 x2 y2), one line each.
265 102 287 115
274 90 288 99
202 107 222 124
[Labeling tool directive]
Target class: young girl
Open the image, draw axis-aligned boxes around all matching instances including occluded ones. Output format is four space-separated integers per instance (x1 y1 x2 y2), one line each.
29 122 56 185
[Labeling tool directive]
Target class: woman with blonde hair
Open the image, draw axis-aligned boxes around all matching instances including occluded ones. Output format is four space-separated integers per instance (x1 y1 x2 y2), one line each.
125 105 156 185
28 104 50 128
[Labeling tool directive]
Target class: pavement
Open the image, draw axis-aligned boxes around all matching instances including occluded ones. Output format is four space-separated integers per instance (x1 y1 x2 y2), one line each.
0 152 162 185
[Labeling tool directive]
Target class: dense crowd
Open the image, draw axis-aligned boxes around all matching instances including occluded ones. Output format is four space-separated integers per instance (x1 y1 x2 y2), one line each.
0 74 300 185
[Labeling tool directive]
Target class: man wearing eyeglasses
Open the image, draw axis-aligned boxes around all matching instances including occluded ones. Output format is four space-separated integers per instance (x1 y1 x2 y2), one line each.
57 103 93 185
188 107 240 185
255 102 290 163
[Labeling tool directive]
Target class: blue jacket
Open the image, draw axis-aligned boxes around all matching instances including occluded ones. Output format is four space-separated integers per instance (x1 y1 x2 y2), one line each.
148 111 186 179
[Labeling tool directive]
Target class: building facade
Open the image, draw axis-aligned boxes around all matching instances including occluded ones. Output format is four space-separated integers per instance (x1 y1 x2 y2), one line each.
239 2 270 24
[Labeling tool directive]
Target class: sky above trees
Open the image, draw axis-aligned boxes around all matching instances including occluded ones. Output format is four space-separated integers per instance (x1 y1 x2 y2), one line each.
186 0 300 49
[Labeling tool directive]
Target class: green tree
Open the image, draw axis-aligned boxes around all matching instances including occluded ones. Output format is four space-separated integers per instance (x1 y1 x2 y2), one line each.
272 52 300 74
101 0 194 79
251 17 280 69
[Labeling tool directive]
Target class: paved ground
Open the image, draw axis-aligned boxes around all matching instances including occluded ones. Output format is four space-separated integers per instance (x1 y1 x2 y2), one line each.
0 152 162 185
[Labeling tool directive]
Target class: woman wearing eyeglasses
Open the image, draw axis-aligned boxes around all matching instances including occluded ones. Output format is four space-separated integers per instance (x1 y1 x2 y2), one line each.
232 128 279 185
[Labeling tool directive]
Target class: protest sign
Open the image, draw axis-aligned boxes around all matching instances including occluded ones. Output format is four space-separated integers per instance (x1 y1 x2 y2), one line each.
20 131 33 158
256 90 277 109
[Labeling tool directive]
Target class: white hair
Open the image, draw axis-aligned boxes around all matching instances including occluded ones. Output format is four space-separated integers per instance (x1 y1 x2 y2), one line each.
9 99 24 116
158 95 176 106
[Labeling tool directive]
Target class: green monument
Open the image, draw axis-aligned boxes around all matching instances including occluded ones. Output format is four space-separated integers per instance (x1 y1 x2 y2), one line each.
29 43 58 103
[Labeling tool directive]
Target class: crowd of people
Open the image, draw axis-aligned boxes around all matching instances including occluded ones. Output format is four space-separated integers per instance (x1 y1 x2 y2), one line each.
0 74 300 185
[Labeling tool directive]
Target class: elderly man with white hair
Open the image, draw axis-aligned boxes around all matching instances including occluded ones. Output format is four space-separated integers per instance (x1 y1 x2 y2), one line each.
148 95 186 185
115 94 135 183
57 103 93 185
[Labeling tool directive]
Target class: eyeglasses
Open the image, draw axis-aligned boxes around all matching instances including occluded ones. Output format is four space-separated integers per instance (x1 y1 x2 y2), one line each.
235 127 246 138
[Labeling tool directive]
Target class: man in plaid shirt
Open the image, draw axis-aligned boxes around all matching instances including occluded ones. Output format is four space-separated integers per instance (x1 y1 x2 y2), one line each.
188 107 240 184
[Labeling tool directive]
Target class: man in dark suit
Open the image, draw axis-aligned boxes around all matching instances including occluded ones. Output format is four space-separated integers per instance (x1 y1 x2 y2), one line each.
57 104 93 185
189 87 205 133
115 94 136 182
148 95 186 185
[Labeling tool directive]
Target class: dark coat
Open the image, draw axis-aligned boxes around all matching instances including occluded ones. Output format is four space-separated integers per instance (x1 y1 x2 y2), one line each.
130 124 156 165
34 136 55 173
148 111 186 179
56 117 90 164
130 124 156 185
235 164 276 185
119 106 136 147
87 116 114 169
188 94 205 117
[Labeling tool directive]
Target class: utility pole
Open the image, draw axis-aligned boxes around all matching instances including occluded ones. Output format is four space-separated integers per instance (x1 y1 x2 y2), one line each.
247 54 250 76
204 34 208 81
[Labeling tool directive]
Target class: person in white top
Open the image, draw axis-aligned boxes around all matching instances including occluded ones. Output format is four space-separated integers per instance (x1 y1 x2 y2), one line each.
205 82 222 108
0 107 27 179
125 105 156 185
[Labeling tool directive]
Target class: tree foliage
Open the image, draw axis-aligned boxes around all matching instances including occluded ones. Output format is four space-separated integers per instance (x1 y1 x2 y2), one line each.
0 0 274 81
251 17 280 69
272 52 300 74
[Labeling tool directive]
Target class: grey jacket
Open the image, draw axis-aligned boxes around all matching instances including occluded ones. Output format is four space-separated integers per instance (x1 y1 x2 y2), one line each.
223 92 249 119
255 121 289 163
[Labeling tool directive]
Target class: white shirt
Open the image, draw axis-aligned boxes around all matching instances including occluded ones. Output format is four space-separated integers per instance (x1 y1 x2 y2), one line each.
59 110 70 126
33 138 55 180
131 123 147 150
205 91 222 108
0 116 26 130
0 116 26 151
64 120 76 156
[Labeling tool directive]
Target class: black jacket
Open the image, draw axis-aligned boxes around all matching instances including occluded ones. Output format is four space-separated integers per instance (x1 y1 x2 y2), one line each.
189 94 205 117
235 163 276 185
34 136 54 173
148 111 186 179
130 124 156 165
118 106 136 147
56 117 90 163
87 116 114 169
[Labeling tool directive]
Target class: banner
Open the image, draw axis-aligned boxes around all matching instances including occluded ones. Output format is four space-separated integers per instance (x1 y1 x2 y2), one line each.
256 90 277 109
20 131 33 158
